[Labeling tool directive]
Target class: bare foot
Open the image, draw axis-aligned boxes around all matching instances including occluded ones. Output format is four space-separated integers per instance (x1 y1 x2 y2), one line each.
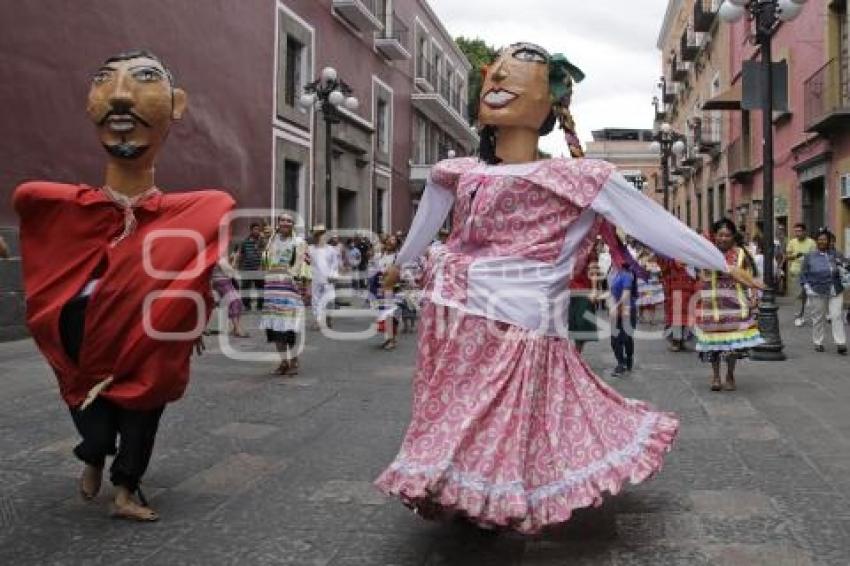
79 464 102 501
110 488 159 522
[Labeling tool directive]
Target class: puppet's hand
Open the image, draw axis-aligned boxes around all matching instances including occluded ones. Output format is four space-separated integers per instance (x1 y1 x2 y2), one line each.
729 266 766 290
194 335 206 356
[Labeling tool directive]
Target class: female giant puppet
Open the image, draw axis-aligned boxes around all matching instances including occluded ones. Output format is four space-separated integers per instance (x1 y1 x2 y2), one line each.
13 50 233 521
375 43 761 533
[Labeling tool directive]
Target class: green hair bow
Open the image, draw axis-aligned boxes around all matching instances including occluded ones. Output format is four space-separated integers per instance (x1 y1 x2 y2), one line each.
549 54 585 102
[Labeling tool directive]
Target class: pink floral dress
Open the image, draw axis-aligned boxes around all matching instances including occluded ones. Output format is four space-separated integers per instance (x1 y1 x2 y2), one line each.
375 157 728 533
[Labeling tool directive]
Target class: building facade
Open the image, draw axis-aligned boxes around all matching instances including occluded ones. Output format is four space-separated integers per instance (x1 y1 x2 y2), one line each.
0 0 476 340
657 0 850 254
585 129 660 197
657 0 730 233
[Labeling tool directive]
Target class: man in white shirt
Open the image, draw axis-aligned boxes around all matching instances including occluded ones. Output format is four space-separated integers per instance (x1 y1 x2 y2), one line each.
309 226 339 329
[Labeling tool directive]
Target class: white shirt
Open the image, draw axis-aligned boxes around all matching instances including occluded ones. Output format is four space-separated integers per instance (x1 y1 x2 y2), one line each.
309 245 339 284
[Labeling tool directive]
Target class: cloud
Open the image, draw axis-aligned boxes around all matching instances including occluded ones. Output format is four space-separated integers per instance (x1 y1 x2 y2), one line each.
427 0 668 156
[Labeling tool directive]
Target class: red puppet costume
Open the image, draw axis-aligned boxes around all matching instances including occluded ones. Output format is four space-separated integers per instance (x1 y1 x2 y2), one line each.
13 49 234 522
658 257 700 350
14 183 233 410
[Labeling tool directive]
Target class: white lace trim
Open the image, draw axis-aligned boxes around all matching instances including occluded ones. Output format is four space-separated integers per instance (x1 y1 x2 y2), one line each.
387 411 668 504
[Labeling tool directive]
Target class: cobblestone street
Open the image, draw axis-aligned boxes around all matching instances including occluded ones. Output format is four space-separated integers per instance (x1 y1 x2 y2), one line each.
1 300 849 565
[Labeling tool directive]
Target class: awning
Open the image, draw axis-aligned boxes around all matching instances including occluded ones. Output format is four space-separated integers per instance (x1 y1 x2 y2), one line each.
702 82 742 111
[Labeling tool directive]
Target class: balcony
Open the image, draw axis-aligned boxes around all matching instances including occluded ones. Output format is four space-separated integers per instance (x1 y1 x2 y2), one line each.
415 59 435 92
694 0 718 33
695 116 721 157
332 0 383 33
804 58 850 135
412 89 478 147
727 136 755 181
375 13 410 60
663 83 677 104
681 29 700 62
671 59 689 83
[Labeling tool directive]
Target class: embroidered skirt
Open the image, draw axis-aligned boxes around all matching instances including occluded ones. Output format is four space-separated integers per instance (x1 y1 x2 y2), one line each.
375 301 678 534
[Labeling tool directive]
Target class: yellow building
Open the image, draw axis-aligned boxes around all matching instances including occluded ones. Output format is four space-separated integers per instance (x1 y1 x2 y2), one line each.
657 0 731 232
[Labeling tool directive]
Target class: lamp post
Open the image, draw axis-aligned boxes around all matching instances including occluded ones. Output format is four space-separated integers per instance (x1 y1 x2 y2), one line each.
718 0 806 361
649 121 687 211
299 67 359 228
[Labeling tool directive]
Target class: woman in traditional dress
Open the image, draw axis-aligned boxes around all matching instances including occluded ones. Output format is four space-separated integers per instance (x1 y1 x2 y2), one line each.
658 257 699 351
373 235 401 350
211 259 247 337
375 43 763 533
695 219 764 391
636 247 665 325
259 214 307 376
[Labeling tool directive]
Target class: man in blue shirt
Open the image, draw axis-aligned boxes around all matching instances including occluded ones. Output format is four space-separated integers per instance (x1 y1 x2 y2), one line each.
609 263 638 376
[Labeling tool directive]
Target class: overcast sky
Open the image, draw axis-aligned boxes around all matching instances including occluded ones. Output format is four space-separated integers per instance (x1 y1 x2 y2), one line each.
427 0 668 156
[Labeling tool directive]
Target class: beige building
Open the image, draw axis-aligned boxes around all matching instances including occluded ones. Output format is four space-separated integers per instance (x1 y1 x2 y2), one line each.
657 0 730 233
586 128 660 199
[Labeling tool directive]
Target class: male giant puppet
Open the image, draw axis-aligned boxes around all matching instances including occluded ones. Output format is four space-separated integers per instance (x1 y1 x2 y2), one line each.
376 43 762 533
13 50 233 521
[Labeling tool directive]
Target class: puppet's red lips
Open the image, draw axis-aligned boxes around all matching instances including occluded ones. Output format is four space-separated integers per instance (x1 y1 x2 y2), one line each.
106 115 137 133
482 89 518 109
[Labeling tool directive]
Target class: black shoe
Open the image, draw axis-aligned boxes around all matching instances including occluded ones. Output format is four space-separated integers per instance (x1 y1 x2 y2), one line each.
626 361 634 372
815 345 825 353
612 365 626 378
838 346 847 356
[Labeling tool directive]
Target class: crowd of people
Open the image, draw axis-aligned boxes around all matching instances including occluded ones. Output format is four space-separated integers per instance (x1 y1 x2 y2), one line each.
211 214 849 390
206 218 431 372
563 219 848 391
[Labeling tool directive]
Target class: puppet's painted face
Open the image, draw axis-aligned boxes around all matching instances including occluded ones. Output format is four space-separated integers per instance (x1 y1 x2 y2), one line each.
479 44 551 130
86 56 187 161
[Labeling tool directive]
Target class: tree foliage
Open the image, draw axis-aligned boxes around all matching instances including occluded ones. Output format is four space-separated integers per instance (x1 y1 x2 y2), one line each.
455 37 499 124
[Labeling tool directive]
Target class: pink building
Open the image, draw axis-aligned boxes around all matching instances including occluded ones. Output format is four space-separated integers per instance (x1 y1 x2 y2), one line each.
721 2 850 253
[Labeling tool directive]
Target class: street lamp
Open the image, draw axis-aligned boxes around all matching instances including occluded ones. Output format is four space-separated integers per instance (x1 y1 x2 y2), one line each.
649 117 687 211
299 66 359 228
717 0 807 361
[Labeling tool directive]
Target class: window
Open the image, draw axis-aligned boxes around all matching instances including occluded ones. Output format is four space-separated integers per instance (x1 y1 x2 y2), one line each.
375 188 386 233
283 160 300 213
696 193 703 232
376 99 390 154
418 35 428 79
719 184 726 218
285 36 304 108
708 187 715 227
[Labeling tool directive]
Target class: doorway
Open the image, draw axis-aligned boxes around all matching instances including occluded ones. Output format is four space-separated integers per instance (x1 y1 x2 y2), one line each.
801 178 826 232
337 188 358 230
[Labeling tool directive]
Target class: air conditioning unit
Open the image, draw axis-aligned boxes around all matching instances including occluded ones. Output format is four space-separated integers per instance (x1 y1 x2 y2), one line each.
841 174 850 199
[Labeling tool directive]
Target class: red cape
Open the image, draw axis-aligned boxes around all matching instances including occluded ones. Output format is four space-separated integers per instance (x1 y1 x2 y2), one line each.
14 182 234 410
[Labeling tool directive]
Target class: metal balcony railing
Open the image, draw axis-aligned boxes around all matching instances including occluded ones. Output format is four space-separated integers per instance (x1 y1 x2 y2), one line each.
439 74 451 102
727 136 753 179
804 58 850 133
681 28 699 62
377 12 408 48
417 59 434 86
694 0 718 33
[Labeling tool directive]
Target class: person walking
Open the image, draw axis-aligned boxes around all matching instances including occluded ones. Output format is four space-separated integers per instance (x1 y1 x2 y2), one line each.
658 257 699 352
260 214 307 376
800 228 848 355
211 260 247 338
786 223 817 327
609 261 638 377
308 225 340 330
236 222 265 311
696 219 765 392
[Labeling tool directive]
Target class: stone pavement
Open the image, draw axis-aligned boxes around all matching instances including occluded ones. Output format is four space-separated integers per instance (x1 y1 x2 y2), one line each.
0 299 849 565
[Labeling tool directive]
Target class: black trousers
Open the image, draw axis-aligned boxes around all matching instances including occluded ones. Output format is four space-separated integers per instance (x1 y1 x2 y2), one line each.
240 278 265 310
611 310 637 369
59 294 164 492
